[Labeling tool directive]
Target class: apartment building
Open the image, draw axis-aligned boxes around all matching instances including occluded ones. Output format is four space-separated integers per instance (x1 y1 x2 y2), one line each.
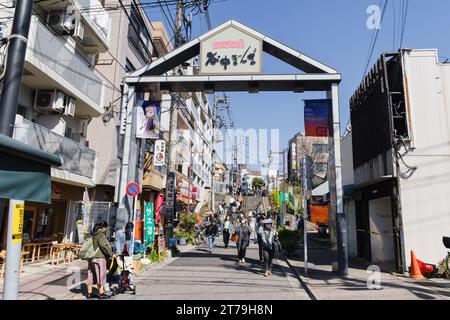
0 0 111 246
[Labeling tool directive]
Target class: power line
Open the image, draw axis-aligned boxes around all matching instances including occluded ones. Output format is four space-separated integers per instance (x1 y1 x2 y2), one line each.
361 0 389 82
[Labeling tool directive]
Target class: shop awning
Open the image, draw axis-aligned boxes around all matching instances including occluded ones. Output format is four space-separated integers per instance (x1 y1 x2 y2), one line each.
0 134 62 204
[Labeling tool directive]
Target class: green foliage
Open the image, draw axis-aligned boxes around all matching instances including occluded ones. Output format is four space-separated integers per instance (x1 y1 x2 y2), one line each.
277 228 301 255
149 242 162 263
252 177 266 189
269 189 280 210
176 211 198 244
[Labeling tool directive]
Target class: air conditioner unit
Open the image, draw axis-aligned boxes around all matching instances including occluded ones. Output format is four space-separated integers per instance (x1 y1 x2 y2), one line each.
79 119 90 137
47 12 71 34
64 96 76 117
72 19 84 42
34 89 65 113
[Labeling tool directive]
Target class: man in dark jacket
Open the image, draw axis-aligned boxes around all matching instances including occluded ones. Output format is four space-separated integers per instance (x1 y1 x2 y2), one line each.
205 219 218 254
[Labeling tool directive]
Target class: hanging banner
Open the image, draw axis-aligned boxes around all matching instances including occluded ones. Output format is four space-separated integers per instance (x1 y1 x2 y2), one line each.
200 25 262 75
144 202 155 245
304 99 332 137
153 140 166 166
136 101 161 139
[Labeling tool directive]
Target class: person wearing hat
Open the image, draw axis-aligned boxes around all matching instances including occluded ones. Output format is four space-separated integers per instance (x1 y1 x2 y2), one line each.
236 218 251 263
255 215 265 264
261 218 276 277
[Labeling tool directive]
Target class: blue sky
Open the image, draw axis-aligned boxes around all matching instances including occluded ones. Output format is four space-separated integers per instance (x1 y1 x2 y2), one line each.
146 0 450 167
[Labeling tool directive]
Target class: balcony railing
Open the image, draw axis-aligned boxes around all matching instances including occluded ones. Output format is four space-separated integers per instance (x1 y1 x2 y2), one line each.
75 0 110 43
14 117 96 179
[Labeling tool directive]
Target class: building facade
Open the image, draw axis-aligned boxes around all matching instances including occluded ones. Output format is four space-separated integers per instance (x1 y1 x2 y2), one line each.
350 49 450 271
1 0 111 246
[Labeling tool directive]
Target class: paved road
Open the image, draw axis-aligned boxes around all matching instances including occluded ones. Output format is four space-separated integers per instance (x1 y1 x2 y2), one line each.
114 238 310 300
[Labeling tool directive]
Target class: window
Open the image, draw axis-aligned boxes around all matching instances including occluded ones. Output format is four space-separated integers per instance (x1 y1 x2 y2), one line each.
314 162 328 174
125 58 135 72
313 144 328 154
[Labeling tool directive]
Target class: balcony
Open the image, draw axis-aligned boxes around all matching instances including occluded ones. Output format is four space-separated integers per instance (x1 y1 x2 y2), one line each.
14 117 96 181
19 16 104 116
34 0 110 52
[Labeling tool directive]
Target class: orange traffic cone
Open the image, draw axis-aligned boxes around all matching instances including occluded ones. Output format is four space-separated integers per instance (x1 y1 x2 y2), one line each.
410 250 424 280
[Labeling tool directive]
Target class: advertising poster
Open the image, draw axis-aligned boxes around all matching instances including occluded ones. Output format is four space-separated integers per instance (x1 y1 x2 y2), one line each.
136 101 161 139
304 99 332 137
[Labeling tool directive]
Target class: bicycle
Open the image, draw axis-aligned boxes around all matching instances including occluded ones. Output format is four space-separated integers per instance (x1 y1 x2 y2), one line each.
443 237 450 272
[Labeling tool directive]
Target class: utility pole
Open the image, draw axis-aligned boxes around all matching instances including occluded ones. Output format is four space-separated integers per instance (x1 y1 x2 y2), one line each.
164 0 184 244
0 0 34 300
271 149 286 226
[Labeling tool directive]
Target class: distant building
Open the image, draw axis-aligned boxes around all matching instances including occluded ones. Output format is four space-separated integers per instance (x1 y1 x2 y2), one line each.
287 132 329 184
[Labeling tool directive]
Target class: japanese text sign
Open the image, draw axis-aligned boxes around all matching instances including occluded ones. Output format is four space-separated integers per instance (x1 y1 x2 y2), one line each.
200 25 262 75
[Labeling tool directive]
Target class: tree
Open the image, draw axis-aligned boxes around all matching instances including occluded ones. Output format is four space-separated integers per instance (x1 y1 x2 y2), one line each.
252 177 265 190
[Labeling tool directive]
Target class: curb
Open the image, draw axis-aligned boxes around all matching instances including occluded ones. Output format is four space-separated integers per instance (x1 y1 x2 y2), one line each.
284 257 317 300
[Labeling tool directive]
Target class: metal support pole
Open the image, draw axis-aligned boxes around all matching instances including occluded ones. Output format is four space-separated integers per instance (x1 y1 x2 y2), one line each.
0 0 34 301
330 83 348 276
3 200 25 300
302 157 308 274
0 0 33 136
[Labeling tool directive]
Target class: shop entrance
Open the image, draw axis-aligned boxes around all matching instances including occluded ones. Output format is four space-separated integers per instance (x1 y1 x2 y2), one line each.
119 19 348 275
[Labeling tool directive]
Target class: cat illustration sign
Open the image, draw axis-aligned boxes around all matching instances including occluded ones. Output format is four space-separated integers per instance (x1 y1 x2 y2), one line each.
126 182 141 197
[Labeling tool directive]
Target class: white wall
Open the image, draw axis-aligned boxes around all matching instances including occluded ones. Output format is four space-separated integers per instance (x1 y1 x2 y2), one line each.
399 49 450 265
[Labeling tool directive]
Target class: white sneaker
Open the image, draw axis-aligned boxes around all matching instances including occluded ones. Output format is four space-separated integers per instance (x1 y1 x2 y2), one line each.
242 258 246 263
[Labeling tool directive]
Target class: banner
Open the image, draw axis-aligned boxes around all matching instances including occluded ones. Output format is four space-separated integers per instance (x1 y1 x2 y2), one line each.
153 140 166 166
136 101 161 139
144 202 155 245
304 99 332 137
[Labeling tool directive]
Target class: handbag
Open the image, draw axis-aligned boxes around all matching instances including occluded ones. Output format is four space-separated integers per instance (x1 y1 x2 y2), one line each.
272 235 282 253
231 231 239 242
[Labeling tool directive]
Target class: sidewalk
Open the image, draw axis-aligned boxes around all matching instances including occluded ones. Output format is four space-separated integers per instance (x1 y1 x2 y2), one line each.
286 234 450 300
0 245 194 300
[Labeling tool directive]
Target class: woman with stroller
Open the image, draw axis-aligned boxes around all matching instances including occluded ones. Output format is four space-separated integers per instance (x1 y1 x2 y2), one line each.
236 218 251 263
86 221 114 299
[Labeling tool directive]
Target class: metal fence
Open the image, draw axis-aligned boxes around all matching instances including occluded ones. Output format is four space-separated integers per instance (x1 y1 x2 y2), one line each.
65 201 117 244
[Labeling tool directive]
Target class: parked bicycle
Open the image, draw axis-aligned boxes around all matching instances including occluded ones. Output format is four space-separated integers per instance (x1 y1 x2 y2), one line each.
443 236 450 272
193 225 206 245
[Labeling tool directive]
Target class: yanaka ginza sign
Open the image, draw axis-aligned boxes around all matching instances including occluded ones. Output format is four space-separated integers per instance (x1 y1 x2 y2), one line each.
200 25 263 74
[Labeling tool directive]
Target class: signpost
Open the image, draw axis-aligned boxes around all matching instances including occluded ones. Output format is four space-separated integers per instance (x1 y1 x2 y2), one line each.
153 140 166 167
302 155 314 275
165 172 176 245
126 182 141 197
144 202 155 256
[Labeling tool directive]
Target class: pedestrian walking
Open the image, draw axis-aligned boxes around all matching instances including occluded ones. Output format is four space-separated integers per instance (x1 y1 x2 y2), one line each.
261 218 276 277
223 216 233 249
205 219 218 253
255 215 265 263
86 221 113 299
236 219 251 263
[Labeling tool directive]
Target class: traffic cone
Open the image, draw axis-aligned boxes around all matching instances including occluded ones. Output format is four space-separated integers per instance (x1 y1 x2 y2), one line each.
416 258 434 274
410 250 424 280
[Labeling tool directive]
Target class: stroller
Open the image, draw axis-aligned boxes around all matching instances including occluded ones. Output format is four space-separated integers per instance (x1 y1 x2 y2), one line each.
107 243 136 296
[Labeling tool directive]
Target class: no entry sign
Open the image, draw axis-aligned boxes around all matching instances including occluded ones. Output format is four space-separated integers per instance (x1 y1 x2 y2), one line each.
126 182 141 197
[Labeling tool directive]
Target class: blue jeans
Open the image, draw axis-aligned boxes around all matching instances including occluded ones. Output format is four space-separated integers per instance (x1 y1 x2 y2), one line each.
208 236 215 251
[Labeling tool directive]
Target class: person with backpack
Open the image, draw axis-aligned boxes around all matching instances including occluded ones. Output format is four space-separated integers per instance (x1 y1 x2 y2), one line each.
205 219 218 254
236 219 251 263
85 221 114 299
261 218 276 277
